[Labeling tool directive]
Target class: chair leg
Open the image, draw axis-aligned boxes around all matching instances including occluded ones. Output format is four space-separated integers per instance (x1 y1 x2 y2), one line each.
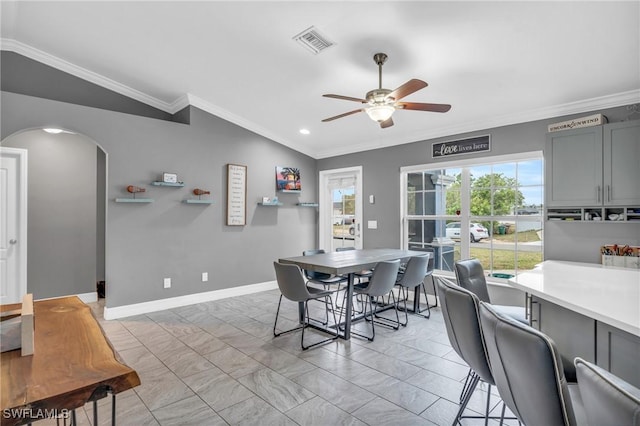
453 372 480 425
301 296 340 350
460 368 473 403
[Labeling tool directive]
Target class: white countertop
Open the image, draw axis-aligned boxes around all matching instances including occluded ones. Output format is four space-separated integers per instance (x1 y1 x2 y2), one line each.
508 260 640 337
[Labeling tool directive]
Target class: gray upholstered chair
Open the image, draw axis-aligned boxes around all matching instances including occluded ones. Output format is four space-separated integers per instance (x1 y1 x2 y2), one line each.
436 278 506 425
479 301 584 425
455 258 527 324
395 254 429 325
575 357 640 426
273 261 339 350
339 259 400 341
408 247 438 310
302 249 348 288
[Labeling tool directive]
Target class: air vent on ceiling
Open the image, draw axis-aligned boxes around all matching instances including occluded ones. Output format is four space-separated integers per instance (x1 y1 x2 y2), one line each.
293 26 335 54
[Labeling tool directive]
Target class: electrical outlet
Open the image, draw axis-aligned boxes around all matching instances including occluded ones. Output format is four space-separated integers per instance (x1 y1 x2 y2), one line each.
163 277 171 289
202 272 208 282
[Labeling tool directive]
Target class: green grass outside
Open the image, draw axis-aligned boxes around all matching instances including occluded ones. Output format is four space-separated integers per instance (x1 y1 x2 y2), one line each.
451 229 543 271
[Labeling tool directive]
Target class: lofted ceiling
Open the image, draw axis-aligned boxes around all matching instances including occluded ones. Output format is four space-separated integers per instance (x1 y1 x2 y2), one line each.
1 1 639 159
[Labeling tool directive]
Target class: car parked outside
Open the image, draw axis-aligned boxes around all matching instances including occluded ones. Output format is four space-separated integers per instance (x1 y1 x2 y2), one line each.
446 222 490 242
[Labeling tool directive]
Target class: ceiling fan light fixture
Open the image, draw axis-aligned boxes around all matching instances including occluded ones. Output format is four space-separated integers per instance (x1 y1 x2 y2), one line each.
366 104 395 122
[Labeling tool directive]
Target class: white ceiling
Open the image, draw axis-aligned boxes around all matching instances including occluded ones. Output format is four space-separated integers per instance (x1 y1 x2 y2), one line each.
2 1 639 159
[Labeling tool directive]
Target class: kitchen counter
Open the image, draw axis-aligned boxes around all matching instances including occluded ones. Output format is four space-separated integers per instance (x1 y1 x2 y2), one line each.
508 260 639 337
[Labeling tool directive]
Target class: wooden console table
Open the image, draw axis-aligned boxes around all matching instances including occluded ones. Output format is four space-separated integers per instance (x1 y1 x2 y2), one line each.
1 296 140 426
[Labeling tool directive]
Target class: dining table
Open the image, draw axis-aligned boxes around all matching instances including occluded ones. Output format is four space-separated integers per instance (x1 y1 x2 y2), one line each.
278 248 427 340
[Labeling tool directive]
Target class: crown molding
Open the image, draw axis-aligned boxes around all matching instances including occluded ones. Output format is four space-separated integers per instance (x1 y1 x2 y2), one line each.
314 89 640 159
1 38 175 113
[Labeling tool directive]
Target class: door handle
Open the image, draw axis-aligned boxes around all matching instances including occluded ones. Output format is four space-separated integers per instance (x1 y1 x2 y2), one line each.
9 239 17 244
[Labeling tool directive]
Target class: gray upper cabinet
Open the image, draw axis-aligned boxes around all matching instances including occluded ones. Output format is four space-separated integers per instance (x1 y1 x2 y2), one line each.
603 120 640 206
546 126 603 207
546 120 640 207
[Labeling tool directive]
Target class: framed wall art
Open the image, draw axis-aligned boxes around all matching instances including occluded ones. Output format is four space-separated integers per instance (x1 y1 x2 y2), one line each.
226 164 247 226
276 166 301 192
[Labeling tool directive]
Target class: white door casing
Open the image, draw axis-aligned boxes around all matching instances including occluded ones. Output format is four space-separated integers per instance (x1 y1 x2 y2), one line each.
0 147 28 304
319 166 363 251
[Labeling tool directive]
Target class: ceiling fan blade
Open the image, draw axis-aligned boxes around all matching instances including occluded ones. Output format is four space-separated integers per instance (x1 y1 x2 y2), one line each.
321 109 364 122
398 102 452 113
380 117 394 128
323 94 367 103
387 79 428 101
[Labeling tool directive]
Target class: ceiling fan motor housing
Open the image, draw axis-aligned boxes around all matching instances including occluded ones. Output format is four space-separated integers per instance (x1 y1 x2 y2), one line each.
366 89 393 105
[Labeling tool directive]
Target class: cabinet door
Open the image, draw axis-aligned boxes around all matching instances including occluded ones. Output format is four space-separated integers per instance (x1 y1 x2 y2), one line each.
603 121 640 206
596 322 640 388
546 127 603 206
531 296 596 382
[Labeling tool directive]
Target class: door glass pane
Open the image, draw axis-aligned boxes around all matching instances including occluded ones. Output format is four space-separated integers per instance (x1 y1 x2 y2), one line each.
331 187 356 249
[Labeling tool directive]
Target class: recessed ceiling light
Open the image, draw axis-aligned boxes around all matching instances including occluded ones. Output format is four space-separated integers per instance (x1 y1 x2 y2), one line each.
299 128 310 135
43 128 64 134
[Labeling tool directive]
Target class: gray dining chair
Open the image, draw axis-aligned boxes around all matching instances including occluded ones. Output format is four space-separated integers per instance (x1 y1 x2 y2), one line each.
302 249 348 288
339 259 400 341
575 357 640 426
272 261 339 350
454 258 527 324
437 278 507 425
408 247 438 310
479 301 584 425
395 254 429 325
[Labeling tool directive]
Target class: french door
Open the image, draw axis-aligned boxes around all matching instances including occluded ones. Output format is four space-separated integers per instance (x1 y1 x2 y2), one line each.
319 166 363 251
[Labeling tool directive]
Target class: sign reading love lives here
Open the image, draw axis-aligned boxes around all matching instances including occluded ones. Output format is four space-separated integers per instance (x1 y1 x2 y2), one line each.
432 135 490 158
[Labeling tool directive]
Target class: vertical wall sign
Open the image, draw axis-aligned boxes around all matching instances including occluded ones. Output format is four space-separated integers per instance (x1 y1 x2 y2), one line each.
226 164 247 226
432 135 491 158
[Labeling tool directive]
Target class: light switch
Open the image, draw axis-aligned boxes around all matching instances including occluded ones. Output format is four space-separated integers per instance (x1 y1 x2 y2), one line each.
369 195 375 204
367 220 378 229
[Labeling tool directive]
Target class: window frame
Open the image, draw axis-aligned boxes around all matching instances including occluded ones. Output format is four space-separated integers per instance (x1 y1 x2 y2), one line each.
400 151 544 280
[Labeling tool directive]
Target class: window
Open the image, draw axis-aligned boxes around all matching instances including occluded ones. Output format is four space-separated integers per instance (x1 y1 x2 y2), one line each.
401 152 543 280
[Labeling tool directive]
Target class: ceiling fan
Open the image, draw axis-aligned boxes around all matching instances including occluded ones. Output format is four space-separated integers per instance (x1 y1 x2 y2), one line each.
322 53 451 128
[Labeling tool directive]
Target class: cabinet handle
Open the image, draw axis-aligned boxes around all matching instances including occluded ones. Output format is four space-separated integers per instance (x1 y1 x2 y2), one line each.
596 186 601 203
607 185 611 202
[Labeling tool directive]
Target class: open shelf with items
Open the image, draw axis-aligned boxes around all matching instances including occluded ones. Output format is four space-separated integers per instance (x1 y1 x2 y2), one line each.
625 207 640 222
151 181 184 187
546 206 640 222
546 208 583 222
257 201 283 206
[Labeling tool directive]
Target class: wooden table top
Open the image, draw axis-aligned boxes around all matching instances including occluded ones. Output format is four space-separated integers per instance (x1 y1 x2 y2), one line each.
279 248 426 275
1 296 140 426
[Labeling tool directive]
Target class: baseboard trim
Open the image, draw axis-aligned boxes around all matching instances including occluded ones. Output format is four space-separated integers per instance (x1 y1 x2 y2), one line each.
103 281 278 320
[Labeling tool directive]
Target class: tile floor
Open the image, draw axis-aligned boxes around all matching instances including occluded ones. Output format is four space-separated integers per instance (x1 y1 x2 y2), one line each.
35 288 515 426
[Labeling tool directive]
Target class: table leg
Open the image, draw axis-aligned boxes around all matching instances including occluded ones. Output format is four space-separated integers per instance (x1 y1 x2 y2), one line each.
412 284 421 312
343 273 354 340
298 301 305 324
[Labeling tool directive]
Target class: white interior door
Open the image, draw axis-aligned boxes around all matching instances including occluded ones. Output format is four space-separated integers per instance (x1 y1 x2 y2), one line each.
319 166 363 251
0 147 28 304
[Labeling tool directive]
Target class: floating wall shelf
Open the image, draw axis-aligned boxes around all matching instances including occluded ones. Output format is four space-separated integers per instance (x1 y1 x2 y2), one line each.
151 181 184 187
115 198 154 203
258 202 283 206
183 200 213 204
296 202 319 207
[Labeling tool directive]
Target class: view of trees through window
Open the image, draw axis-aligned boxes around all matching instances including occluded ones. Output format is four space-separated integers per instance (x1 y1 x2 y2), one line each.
403 155 543 278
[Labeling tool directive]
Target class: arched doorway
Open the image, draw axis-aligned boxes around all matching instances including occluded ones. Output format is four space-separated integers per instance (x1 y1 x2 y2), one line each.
0 128 107 304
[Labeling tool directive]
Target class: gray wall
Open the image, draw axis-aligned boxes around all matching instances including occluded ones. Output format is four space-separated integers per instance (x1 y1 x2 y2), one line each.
1 92 317 308
2 131 98 299
318 107 640 264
